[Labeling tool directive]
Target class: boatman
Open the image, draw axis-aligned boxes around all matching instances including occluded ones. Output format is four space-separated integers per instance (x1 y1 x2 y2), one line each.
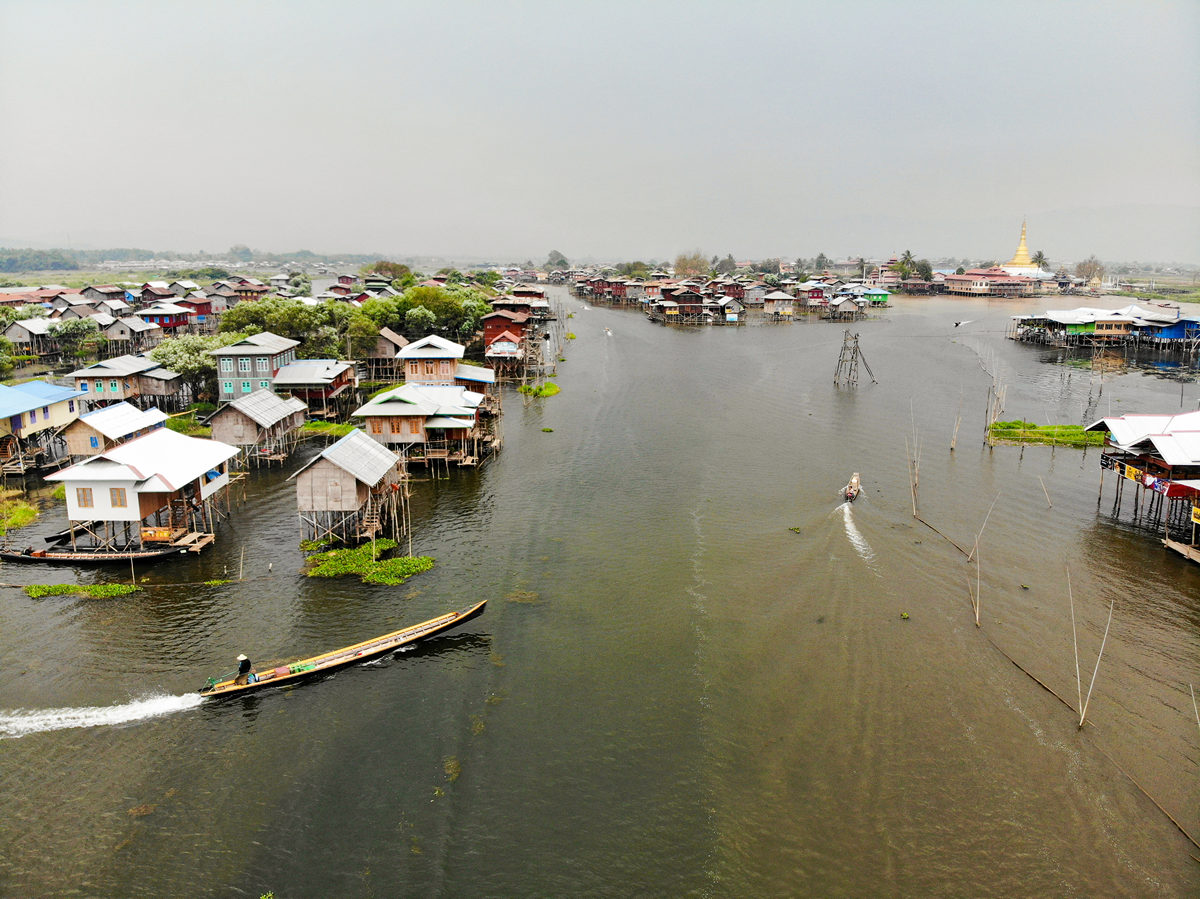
234 653 255 685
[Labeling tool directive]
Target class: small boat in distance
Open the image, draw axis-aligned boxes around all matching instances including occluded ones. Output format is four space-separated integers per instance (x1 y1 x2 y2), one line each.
843 473 862 503
199 600 488 699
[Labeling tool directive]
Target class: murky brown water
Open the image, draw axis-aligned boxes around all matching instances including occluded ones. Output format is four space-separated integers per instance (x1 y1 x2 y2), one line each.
1 290 1198 896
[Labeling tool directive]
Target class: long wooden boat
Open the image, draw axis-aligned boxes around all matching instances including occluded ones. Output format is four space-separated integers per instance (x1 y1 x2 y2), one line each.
843 472 862 503
0 544 189 565
198 599 488 699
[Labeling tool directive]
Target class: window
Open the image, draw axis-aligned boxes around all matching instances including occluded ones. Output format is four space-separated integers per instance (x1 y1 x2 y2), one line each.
424 361 435 375
42 406 49 417
95 379 104 393
389 419 402 433
110 380 118 392
89 436 99 448
110 487 127 508
370 418 382 434
408 419 420 435
80 382 88 392
76 487 93 508
238 358 251 372
241 381 252 393
222 381 233 394
259 380 269 389
221 358 233 372
68 400 75 412
256 356 269 371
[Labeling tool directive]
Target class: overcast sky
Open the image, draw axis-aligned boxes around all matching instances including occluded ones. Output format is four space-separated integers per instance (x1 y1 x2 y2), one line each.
2 0 1197 264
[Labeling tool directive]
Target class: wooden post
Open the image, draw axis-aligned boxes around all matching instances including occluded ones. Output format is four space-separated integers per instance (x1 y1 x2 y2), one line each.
1039 476 1053 509
1080 600 1115 729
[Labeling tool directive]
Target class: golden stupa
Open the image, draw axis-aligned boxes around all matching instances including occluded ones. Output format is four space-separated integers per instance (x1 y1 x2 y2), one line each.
1003 219 1040 274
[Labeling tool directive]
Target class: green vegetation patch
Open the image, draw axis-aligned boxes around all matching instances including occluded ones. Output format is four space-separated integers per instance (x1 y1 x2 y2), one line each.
989 420 1105 448
304 539 435 585
0 492 39 535
165 412 211 438
565 332 577 340
302 420 355 438
518 382 560 397
25 583 141 599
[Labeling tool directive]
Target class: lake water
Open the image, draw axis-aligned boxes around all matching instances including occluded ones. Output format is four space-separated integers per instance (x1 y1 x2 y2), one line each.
1 290 1198 897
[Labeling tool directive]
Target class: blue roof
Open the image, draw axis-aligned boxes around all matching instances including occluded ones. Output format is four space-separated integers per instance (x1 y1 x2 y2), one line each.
0 380 84 418
12 380 84 403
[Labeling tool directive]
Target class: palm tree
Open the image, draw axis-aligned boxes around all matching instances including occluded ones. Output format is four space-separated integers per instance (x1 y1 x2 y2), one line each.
900 249 915 268
1031 250 1047 270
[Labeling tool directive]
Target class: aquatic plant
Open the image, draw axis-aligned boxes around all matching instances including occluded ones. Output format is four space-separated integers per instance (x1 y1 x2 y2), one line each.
988 420 1104 448
302 420 355 438
565 332 576 339
304 539 434 585
518 382 560 398
0 495 38 535
24 583 141 599
541 428 554 432
203 578 231 586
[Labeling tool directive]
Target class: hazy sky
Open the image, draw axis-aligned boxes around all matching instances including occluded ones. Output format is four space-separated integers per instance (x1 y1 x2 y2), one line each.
2 0 1197 264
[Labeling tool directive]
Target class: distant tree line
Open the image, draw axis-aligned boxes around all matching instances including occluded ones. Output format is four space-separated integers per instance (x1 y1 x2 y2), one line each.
0 249 80 272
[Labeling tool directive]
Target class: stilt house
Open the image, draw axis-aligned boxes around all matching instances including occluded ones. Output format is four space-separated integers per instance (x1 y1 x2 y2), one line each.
0 380 85 472
289 428 404 544
45 428 239 553
209 389 307 465
63 401 168 458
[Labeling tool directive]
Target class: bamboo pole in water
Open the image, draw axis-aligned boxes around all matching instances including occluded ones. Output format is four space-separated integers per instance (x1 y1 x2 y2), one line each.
974 546 981 627
1038 476 1053 509
1080 600 1115 729
966 491 1001 564
1068 567 1082 717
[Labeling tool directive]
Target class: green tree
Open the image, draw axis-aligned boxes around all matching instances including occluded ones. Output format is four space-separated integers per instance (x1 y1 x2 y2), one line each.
346 312 381 359
287 271 312 295
149 332 245 402
915 259 934 281
0 336 15 378
50 317 99 358
813 252 830 272
955 266 966 275
229 245 253 262
900 249 915 269
1031 250 1048 269
716 254 737 276
673 250 710 279
546 250 569 270
219 297 350 357
361 260 412 281
405 306 436 332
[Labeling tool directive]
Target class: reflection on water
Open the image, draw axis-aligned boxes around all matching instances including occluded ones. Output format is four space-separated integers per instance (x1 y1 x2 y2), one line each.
0 291 1197 896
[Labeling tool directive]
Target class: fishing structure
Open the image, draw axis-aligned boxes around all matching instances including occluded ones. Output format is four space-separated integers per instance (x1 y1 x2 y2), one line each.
833 330 876 387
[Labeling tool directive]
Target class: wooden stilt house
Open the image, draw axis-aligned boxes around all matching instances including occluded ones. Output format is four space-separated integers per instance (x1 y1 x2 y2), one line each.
289 428 406 544
208 389 308 467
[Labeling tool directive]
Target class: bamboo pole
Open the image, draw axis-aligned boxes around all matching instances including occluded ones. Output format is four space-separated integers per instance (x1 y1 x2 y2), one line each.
1079 600 1115 729
974 546 981 627
966 491 1001 563
1068 568 1082 716
1038 476 1053 509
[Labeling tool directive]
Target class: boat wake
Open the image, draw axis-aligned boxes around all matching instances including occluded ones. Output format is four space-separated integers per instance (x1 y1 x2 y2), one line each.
0 692 204 739
839 503 875 562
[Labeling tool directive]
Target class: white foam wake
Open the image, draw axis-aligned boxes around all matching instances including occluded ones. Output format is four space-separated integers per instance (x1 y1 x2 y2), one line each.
841 503 875 561
0 692 204 738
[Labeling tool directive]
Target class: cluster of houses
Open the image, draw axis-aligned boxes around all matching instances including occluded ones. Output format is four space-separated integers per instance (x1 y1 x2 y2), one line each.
573 274 890 324
0 277 273 361
3 325 506 555
1008 304 1200 349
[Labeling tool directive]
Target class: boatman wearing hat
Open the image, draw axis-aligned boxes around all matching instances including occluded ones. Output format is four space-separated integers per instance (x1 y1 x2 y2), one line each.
234 653 255 685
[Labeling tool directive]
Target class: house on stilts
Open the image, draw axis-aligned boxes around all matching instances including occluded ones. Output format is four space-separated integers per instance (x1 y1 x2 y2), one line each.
44 428 240 556
1087 410 1200 564
0 380 85 474
208 389 308 467
288 427 406 545
62 401 167 459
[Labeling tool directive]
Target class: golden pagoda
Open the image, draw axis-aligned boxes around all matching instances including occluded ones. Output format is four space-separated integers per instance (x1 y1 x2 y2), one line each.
1004 219 1037 272
1008 219 1036 268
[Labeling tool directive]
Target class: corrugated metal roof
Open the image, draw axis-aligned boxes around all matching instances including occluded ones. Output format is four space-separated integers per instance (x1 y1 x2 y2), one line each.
272 360 353 386
425 416 475 429
312 428 399 485
210 331 300 356
48 428 238 490
455 362 495 384
78 401 168 439
225 389 307 428
398 334 465 360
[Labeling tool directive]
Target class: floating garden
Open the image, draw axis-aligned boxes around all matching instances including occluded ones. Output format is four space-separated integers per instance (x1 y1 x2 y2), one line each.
304 538 435 585
988 420 1106 448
